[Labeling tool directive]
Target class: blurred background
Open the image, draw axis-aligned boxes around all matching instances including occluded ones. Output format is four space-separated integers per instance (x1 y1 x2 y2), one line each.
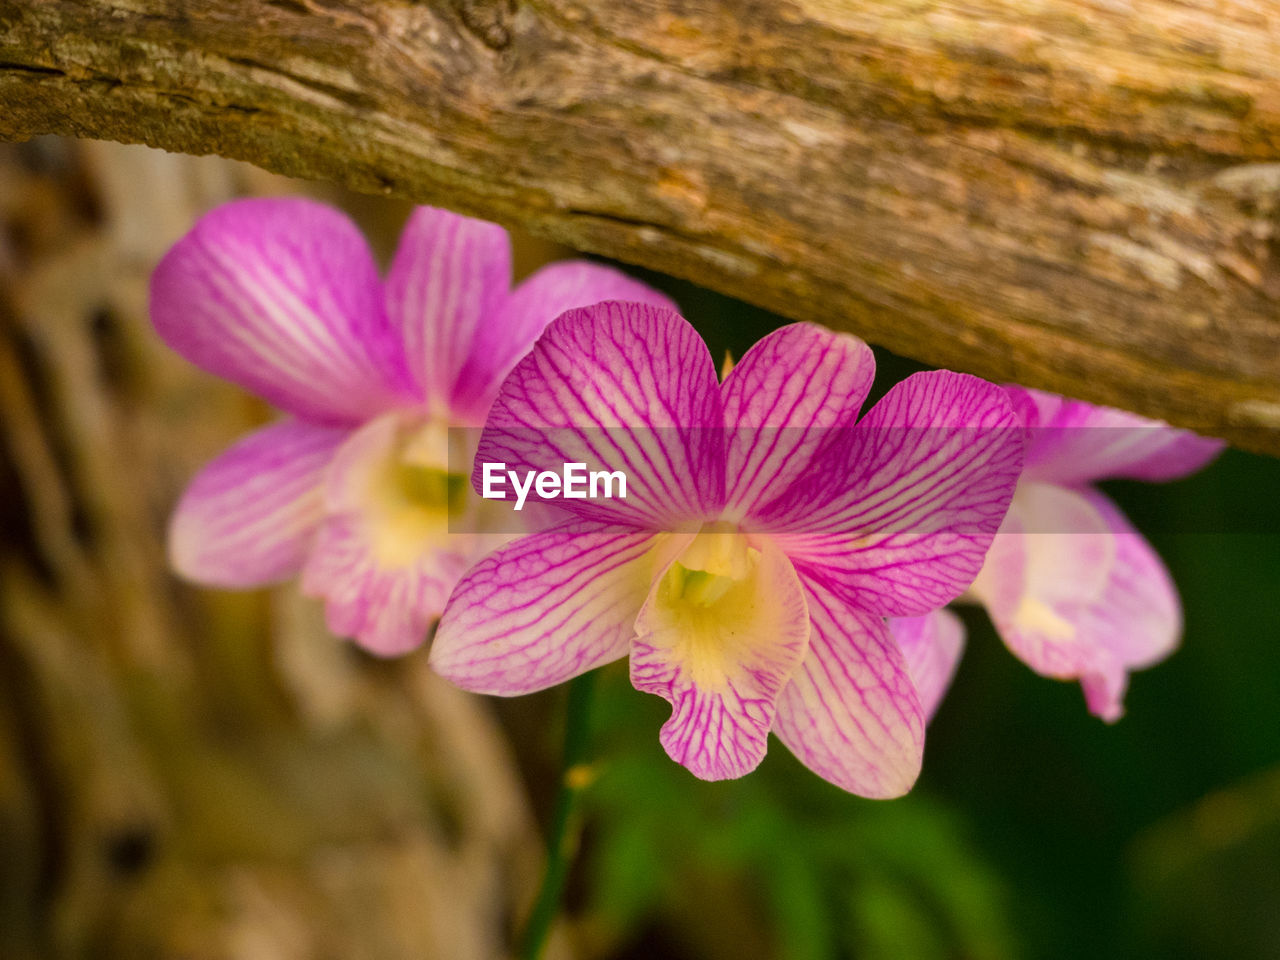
1 137 1277 960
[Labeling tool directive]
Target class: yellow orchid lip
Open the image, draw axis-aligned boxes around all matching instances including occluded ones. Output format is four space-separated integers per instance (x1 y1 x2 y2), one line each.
319 411 470 569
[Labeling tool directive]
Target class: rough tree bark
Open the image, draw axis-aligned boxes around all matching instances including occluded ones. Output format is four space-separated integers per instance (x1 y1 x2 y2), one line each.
3 1 1279 453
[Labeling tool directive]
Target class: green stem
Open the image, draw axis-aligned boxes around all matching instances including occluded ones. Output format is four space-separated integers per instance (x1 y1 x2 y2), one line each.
519 670 597 960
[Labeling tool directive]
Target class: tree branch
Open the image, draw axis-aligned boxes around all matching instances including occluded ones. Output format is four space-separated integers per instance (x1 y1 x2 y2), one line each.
3 0 1279 453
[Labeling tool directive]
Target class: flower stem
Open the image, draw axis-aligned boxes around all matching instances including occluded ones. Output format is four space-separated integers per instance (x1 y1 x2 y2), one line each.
519 670 597 960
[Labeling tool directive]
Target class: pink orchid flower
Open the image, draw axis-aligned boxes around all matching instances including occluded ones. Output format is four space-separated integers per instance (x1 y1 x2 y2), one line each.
934 386 1223 721
151 198 674 655
430 303 1023 797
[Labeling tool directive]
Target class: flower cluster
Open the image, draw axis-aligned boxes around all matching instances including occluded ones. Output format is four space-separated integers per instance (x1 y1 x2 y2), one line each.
153 199 1222 797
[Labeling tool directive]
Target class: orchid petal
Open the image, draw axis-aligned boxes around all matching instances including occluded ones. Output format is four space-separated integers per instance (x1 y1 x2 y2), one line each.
720 323 875 520
772 572 925 798
474 301 725 529
169 419 347 587
431 520 664 694
1080 491 1182 673
300 513 466 656
385 207 512 418
888 609 966 723
450 261 680 423
767 371 1022 616
150 198 413 424
969 482 1180 721
631 536 810 781
1009 385 1224 485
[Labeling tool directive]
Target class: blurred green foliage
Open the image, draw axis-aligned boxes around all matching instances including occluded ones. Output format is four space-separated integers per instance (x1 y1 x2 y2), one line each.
583 664 1018 960
562 267 1280 960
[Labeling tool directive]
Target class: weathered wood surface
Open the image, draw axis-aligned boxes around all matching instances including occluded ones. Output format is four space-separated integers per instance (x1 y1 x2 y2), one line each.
0 140 555 960
2 0 1279 454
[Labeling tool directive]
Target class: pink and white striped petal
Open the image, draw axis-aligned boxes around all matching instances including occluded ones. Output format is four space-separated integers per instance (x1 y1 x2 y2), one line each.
169 419 348 587
888 609 966 723
766 371 1023 616
631 536 810 781
720 323 875 521
385 207 512 419
450 261 680 423
772 573 925 798
969 482 1180 721
474 301 726 530
300 513 467 657
150 198 414 425
431 520 665 694
1009 386 1224 486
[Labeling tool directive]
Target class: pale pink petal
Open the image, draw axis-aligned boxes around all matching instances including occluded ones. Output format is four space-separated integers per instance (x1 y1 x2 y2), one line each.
1008 385 1224 486
385 207 512 418
474 301 725 529
451 261 680 423
888 609 966 723
151 198 414 425
766 371 1023 616
720 323 875 521
772 572 925 798
1080 491 1181 673
1080 672 1129 724
169 419 348 587
430 521 663 694
969 482 1181 722
300 514 466 657
630 537 810 781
